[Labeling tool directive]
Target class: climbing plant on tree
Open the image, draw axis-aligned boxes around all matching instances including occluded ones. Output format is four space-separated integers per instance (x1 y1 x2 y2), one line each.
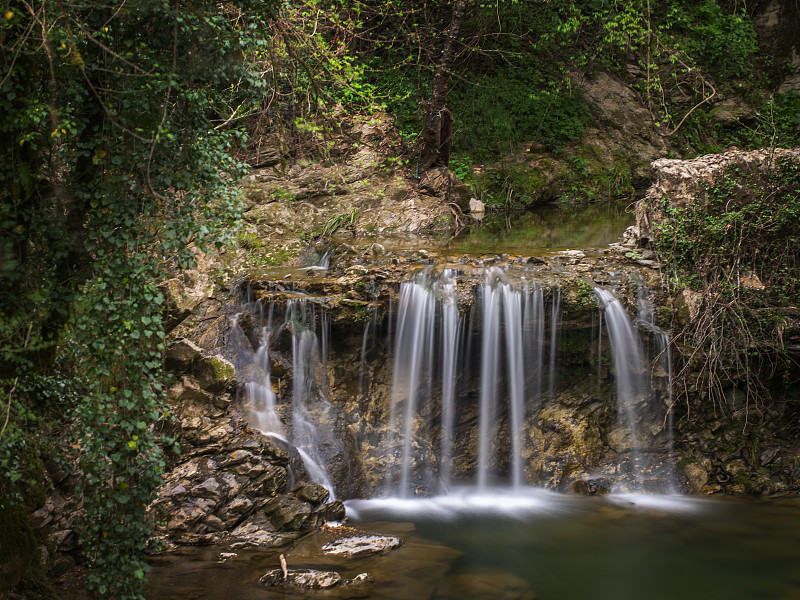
419 0 468 171
1 0 275 597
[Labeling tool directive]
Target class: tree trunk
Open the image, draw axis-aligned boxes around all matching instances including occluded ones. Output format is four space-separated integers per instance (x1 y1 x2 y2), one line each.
419 0 468 173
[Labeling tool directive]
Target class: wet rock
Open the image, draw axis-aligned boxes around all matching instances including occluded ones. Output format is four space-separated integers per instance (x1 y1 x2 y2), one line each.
321 534 402 558
682 462 709 493
725 459 749 482
191 477 222 500
160 484 188 501
760 445 781 466
220 449 256 468
168 376 215 407
260 569 341 589
558 250 585 264
264 495 316 531
255 465 288 496
728 483 747 495
166 499 216 532
218 496 254 525
368 242 386 256
48 529 77 552
30 505 54 529
572 479 610 495
228 514 298 548
318 500 346 523
469 197 486 214
293 482 330 505
636 259 660 268
203 515 226 532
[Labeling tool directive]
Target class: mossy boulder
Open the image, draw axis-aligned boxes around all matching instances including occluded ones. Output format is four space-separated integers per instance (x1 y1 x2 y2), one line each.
191 354 235 394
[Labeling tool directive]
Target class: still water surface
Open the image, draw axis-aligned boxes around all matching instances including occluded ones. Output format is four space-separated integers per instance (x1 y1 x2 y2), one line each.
141 491 800 600
448 201 634 255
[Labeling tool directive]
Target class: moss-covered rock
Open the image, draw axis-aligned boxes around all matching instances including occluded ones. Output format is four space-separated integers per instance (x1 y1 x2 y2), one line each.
191 354 235 394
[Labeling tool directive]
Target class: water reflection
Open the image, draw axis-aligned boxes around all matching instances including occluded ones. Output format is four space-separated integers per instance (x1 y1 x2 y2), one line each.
449 201 634 255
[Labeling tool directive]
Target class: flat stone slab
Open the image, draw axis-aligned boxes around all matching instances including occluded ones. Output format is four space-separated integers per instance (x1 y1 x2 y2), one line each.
321 534 402 558
260 569 371 589
261 569 341 589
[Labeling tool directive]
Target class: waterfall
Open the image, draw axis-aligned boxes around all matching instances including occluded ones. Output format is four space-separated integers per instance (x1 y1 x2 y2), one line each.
476 270 502 489
232 267 676 503
359 321 370 397
636 280 678 492
594 288 647 489
388 276 437 497
245 337 284 436
548 286 561 402
288 302 336 498
387 268 554 497
439 272 461 489
236 298 336 500
501 283 526 489
524 287 545 412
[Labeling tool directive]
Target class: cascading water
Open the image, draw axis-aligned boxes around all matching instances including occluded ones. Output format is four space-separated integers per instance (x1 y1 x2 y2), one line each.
592 283 677 492
635 279 678 492
385 268 558 497
287 301 336 497
548 285 561 402
438 273 462 489
594 288 648 487
235 297 337 499
386 272 440 497
476 271 502 489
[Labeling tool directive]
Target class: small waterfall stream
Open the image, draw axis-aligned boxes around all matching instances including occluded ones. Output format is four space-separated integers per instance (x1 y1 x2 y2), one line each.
386 268 562 496
594 288 648 487
235 297 337 500
385 269 674 497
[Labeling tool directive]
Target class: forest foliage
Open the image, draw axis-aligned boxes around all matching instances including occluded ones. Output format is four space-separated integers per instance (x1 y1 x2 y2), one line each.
655 156 800 408
1 0 798 598
1 0 274 597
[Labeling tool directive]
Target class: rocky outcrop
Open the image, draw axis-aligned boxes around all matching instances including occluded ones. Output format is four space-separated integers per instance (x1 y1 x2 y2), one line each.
237 111 469 269
152 340 342 548
633 147 800 246
577 71 669 185
321 534 402 558
211 245 676 497
629 148 800 496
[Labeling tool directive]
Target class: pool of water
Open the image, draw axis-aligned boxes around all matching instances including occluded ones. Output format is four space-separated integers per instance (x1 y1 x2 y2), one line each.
347 491 800 600
448 201 634 255
137 491 800 600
